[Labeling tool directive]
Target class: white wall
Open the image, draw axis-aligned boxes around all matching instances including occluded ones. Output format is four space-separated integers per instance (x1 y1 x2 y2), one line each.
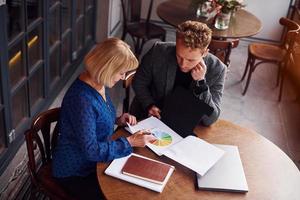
96 0 122 42
244 0 292 41
109 0 122 34
142 0 292 41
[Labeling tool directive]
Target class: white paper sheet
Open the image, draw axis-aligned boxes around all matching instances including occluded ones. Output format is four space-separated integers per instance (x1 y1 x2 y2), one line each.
104 153 175 193
163 136 225 176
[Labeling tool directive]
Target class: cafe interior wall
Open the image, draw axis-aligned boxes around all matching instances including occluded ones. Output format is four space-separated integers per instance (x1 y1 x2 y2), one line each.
142 0 293 42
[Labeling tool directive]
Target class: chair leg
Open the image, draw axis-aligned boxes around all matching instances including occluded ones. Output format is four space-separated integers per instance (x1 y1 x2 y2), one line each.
123 98 129 113
134 38 141 56
123 87 130 113
139 38 146 55
276 62 281 87
29 185 38 200
278 63 286 101
241 53 251 82
242 58 255 95
162 34 166 42
121 31 127 41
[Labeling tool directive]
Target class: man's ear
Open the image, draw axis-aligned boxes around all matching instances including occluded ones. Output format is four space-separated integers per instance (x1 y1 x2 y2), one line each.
202 48 209 57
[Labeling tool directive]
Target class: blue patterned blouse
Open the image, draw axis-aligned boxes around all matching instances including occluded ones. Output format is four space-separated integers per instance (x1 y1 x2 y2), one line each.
52 78 132 177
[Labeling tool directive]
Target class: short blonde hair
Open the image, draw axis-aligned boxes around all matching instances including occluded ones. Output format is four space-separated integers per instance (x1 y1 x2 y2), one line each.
177 20 212 49
84 38 138 85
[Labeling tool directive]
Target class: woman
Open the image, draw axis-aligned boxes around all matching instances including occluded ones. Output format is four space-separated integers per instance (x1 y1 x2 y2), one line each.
52 38 156 199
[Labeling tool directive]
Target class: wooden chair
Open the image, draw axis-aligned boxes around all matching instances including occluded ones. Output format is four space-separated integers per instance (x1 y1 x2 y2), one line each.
208 39 240 67
240 17 300 100
278 31 300 101
24 107 75 199
123 70 136 113
290 0 300 22
121 0 166 56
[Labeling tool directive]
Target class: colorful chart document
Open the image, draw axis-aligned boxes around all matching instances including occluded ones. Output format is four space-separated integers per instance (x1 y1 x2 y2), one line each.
126 117 183 156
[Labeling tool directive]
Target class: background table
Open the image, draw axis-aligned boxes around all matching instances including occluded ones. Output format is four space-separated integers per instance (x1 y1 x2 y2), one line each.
97 120 300 200
156 0 262 38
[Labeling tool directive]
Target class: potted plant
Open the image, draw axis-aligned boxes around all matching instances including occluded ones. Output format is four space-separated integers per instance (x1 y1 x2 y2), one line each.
214 0 245 29
190 0 218 18
216 0 245 14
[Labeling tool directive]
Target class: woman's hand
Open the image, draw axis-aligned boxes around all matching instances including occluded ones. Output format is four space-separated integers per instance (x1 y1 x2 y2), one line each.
116 113 137 126
126 130 157 147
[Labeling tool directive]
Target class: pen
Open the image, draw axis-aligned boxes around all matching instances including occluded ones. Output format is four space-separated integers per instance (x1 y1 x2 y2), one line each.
143 129 157 138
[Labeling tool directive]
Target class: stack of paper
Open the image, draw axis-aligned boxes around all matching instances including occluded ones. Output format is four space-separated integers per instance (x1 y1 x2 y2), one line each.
197 144 249 192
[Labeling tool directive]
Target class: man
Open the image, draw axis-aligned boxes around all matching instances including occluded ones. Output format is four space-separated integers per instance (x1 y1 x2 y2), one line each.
130 20 226 126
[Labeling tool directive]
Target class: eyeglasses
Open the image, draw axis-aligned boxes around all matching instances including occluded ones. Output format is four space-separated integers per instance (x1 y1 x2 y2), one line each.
125 70 137 80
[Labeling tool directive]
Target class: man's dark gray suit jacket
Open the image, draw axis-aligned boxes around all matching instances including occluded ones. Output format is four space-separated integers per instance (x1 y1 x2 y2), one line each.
130 42 226 126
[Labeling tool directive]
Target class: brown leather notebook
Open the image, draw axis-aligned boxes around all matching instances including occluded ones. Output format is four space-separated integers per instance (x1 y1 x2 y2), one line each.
121 155 174 184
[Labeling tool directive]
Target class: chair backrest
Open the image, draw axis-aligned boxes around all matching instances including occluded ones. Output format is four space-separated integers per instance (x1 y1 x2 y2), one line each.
121 0 154 26
25 107 60 183
123 70 136 113
208 39 239 66
288 31 300 63
283 29 300 65
280 17 300 47
290 0 300 23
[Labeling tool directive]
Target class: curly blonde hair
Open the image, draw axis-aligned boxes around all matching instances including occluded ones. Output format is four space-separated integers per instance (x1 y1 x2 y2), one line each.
177 20 212 49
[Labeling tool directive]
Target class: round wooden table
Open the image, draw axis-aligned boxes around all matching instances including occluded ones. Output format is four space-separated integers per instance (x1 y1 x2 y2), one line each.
97 120 300 200
156 0 262 38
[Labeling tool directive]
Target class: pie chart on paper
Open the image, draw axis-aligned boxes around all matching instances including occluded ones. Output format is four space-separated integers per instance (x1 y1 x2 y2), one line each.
151 129 173 147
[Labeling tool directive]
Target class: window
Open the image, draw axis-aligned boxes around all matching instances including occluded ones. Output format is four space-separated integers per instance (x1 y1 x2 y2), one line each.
0 0 96 173
27 0 41 25
49 3 61 90
28 26 43 72
0 62 6 155
0 110 6 155
6 1 24 41
8 41 26 89
61 0 72 73
85 3 95 43
75 1 85 54
62 33 71 72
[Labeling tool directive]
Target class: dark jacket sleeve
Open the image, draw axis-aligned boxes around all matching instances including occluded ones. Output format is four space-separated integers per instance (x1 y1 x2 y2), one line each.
193 54 227 126
132 44 157 111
